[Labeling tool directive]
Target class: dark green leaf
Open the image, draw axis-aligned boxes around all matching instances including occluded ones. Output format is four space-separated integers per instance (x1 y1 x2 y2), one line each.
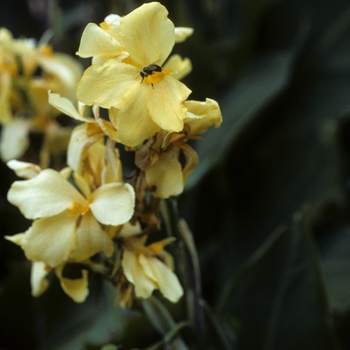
142 296 177 335
217 213 341 350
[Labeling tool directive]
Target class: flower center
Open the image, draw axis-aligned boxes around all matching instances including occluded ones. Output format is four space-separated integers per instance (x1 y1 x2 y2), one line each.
68 201 89 216
144 69 171 85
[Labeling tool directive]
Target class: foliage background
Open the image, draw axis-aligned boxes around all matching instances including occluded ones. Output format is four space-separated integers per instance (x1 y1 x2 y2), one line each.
1 0 350 349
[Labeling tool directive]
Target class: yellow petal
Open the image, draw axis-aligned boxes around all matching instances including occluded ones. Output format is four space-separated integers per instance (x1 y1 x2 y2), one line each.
7 160 41 179
89 183 135 225
163 54 192 80
146 77 191 132
21 211 78 267
67 124 103 174
139 254 183 303
76 61 137 109
119 2 175 66
175 27 194 43
119 221 142 238
73 172 91 198
69 211 114 261
184 98 222 134
93 105 120 143
76 23 122 58
100 14 122 40
7 168 86 219
179 143 199 183
85 140 105 184
4 233 25 245
55 265 89 303
0 71 12 124
39 52 83 102
147 237 176 255
48 91 92 122
109 93 160 147
31 262 50 296
102 138 123 184
122 251 157 299
145 148 183 198
0 119 31 161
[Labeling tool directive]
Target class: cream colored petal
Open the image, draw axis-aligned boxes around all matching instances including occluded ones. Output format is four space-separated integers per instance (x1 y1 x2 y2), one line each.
0 71 12 124
175 27 194 43
21 211 78 267
93 104 120 143
42 122 71 158
102 138 123 184
145 148 183 198
139 254 183 303
7 160 41 179
76 61 137 109
89 183 135 226
4 233 25 245
180 143 199 183
122 251 157 299
76 23 122 58
184 98 222 134
31 261 50 296
109 88 160 147
147 77 191 132
163 54 192 80
119 2 175 66
119 221 142 238
69 211 114 261
28 78 59 117
56 265 89 303
101 14 122 39
85 139 105 184
7 168 86 219
48 91 92 122
73 172 91 199
67 123 103 174
0 118 31 161
39 53 83 101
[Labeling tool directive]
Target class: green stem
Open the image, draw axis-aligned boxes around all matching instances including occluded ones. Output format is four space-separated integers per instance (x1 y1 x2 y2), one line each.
162 198 204 339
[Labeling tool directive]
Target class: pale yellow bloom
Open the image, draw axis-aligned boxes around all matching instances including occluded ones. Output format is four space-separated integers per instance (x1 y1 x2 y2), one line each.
137 98 222 198
48 91 120 148
7 162 135 267
0 28 83 164
5 233 89 302
76 2 192 147
31 261 51 297
55 264 89 303
31 260 89 302
119 223 183 303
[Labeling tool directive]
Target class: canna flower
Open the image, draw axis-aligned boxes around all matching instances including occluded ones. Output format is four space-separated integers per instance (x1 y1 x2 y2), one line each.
48 91 120 152
6 233 90 303
136 98 222 198
76 2 193 147
6 158 135 268
119 222 183 303
0 28 83 165
76 7 193 66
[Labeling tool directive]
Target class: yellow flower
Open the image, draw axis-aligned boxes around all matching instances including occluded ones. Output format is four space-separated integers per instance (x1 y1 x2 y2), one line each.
136 98 222 198
77 8 193 66
0 28 83 164
6 162 135 267
5 234 90 303
119 222 183 303
76 2 192 147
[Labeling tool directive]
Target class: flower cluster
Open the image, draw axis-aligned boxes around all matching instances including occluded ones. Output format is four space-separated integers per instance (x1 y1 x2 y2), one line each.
5 2 222 306
0 28 82 167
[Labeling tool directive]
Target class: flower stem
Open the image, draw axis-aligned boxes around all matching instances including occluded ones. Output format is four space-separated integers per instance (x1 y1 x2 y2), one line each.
161 197 204 339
